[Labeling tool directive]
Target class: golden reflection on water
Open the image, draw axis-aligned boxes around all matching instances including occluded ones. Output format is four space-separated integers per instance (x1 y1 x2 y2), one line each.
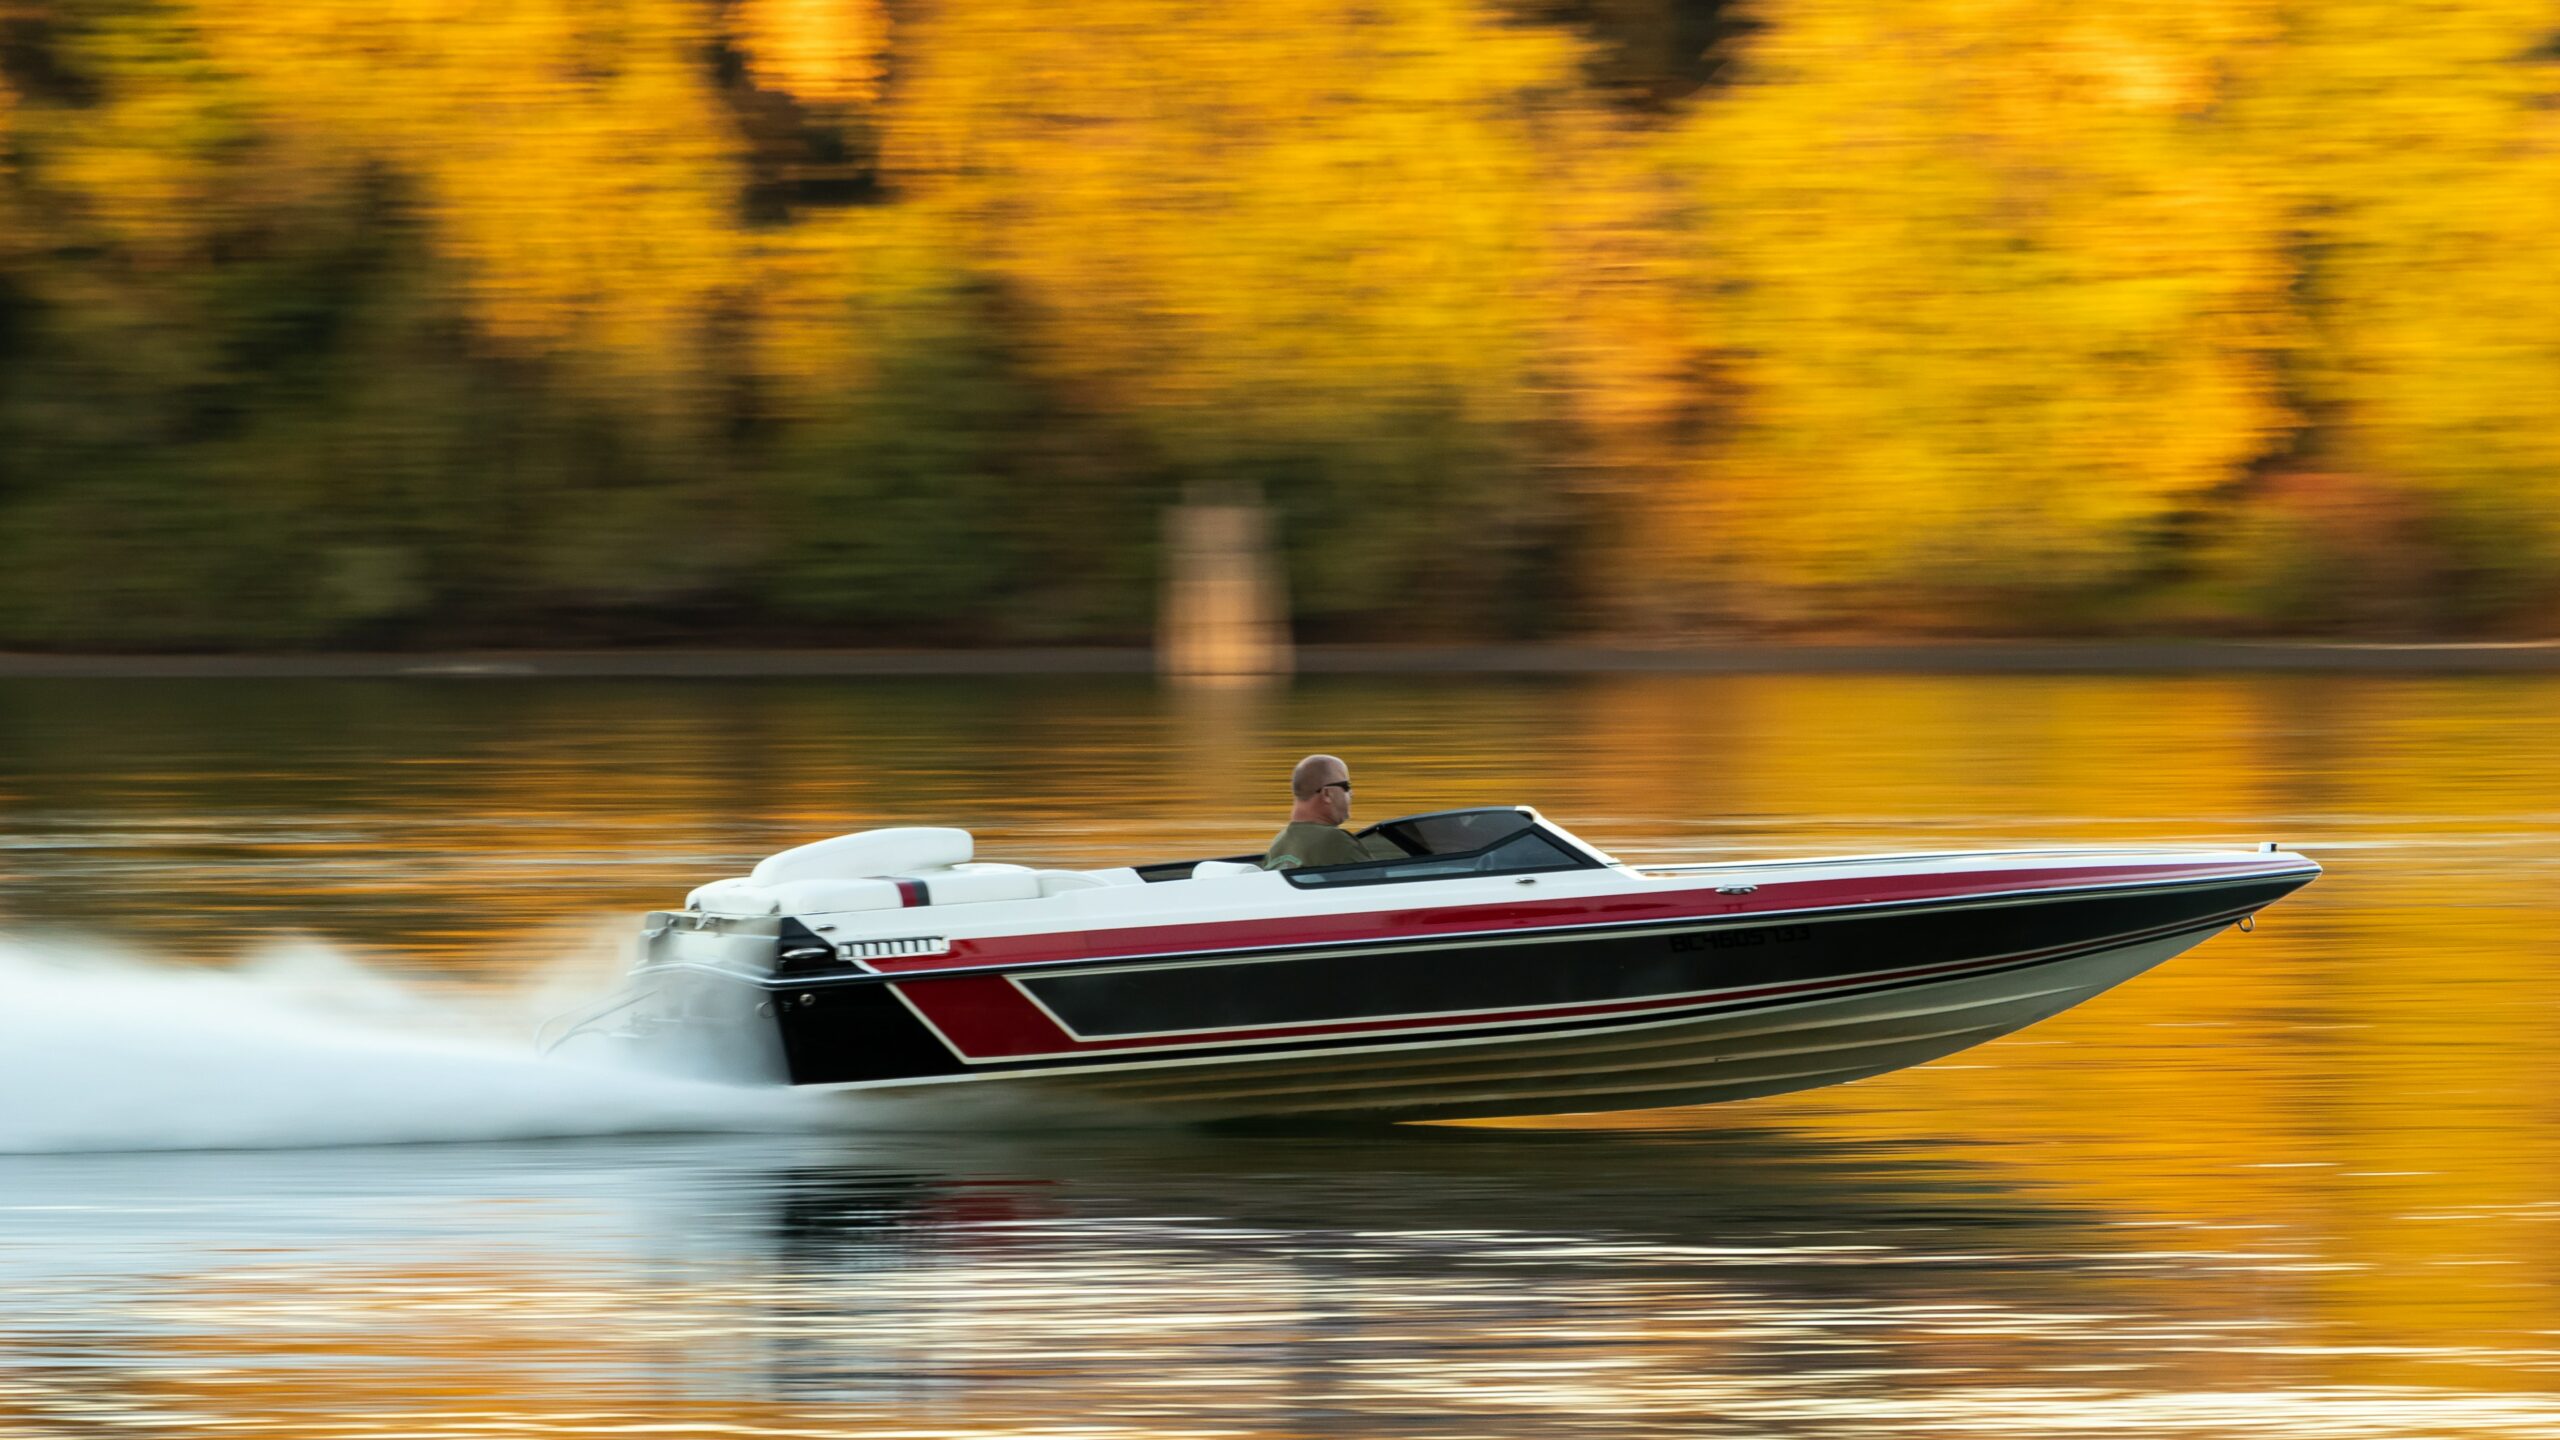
8 1128 2560 1439
2 672 2558 1436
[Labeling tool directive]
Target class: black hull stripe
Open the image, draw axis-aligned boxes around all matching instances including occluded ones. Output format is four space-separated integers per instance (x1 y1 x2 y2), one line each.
1015 891 2265 1048
939 907 2249 1077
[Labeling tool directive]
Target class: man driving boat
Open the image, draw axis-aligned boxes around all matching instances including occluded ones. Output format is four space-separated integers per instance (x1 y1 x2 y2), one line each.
1264 753 1391 869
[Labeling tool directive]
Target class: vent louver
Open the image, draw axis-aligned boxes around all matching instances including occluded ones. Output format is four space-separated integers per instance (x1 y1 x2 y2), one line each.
841 935 952 960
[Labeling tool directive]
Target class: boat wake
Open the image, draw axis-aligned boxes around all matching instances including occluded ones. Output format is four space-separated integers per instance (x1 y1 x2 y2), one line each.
0 930 832 1154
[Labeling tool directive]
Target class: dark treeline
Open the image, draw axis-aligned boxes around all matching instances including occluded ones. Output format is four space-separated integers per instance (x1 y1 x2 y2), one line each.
1 0 2555 649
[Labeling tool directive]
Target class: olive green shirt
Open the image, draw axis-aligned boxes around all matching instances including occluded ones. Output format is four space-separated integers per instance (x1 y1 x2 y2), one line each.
1264 821 1374 871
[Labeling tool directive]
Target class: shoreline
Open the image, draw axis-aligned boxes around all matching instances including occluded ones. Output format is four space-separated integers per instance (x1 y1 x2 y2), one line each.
4 639 2560 679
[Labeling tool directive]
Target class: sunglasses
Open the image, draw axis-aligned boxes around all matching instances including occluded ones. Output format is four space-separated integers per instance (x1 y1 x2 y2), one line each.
1319 780 1353 794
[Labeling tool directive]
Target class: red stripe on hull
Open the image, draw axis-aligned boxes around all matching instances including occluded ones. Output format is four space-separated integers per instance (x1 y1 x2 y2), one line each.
898 974 1074 1054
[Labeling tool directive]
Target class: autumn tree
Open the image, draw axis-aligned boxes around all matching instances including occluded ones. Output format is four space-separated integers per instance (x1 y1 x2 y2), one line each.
0 0 2552 647
2221 0 2560 629
870 0 1628 633
1655 0 2298 628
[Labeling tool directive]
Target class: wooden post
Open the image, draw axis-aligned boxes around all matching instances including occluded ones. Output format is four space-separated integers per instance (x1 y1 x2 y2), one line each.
1159 483 1293 682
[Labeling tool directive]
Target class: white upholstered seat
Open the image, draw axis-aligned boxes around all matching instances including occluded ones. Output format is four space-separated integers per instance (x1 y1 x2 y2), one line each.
688 830 1143 915
750 827 972 885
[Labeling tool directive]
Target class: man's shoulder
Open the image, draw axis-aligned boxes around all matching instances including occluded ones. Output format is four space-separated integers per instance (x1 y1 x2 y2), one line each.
1264 821 1367 870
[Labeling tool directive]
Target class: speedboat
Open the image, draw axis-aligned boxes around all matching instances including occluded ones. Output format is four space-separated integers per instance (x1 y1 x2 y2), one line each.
544 809 2318 1122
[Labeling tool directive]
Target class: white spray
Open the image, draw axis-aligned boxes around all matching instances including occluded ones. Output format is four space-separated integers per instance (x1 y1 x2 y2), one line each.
0 928 832 1154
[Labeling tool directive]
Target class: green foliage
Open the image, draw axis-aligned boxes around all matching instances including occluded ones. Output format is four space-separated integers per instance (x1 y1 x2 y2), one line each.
761 285 1049 630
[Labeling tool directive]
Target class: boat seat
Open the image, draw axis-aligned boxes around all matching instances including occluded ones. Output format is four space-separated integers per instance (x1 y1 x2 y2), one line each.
691 857 1046 917
1036 866 1145 895
765 878 904 914
1191 859 1264 879
914 862 1043 906
751 827 973 886
1034 860 1146 886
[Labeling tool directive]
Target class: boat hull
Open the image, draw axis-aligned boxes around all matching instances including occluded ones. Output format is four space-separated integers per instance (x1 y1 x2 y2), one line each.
593 860 2312 1122
911 925 2213 1122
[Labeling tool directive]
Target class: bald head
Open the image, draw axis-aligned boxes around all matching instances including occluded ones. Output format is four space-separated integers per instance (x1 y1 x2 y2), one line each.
1291 754 1347 799
1289 754 1354 826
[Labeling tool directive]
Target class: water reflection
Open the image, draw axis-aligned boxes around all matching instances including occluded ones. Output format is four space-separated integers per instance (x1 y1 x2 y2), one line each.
7 1124 2559 1437
2 671 2558 1434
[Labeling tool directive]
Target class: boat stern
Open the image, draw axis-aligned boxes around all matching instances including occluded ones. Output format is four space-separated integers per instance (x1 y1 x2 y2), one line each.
543 910 972 1088
538 912 793 1083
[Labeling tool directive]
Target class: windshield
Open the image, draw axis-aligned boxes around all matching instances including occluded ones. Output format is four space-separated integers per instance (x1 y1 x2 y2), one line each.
1286 808 1594 889
1354 808 1537 858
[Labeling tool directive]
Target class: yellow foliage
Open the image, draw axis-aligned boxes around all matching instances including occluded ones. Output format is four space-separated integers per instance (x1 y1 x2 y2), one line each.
2248 0 2560 570
877 0 1600 451
732 0 886 107
1658 0 2299 615
7 0 2555 637
189 0 753 412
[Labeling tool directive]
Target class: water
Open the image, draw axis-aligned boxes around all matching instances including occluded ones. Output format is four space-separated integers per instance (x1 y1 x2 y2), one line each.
2 671 2557 1437
0 938 830 1151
